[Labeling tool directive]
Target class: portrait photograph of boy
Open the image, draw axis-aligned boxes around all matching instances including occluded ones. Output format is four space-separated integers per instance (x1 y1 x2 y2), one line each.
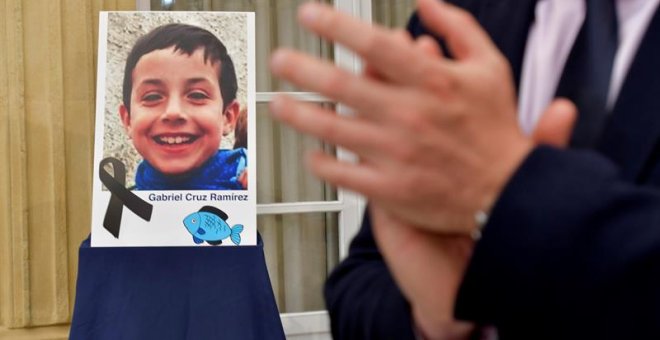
103 12 249 190
91 11 256 247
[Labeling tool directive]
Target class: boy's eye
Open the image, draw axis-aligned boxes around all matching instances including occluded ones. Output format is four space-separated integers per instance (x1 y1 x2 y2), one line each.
141 93 163 103
187 91 210 101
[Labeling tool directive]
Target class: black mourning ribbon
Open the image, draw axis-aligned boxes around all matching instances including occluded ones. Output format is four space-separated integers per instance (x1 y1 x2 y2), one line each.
99 157 153 238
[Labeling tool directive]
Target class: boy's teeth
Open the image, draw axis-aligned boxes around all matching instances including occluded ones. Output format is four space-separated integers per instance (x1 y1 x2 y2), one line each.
159 136 191 144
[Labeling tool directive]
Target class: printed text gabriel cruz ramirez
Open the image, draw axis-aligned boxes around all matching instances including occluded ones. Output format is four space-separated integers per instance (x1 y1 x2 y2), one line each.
148 192 248 202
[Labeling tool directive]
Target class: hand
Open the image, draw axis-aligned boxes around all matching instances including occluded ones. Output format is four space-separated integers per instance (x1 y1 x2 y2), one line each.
365 26 478 340
371 205 475 339
370 103 575 339
270 0 532 235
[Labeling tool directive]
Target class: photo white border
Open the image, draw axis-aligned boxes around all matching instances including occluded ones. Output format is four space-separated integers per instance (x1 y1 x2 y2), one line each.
91 11 257 247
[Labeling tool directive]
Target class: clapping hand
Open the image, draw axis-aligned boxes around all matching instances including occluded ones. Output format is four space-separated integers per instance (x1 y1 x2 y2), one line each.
270 0 531 236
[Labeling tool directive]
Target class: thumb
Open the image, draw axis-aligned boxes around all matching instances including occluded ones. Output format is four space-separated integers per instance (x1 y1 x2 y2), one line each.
532 98 577 148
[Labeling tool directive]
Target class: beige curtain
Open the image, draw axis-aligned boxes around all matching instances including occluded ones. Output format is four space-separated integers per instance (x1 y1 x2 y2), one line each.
0 0 135 337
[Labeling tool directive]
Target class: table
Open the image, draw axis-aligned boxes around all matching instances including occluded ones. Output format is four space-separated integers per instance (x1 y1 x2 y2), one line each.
69 234 285 339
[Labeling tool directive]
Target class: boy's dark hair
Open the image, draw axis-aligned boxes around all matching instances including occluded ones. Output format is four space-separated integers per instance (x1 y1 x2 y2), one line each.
122 23 238 113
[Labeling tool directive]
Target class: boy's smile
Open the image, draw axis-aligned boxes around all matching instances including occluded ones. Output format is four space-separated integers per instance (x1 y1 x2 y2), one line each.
120 47 237 175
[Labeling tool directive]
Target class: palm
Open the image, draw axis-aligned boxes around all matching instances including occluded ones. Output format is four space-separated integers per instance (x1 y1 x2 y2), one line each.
370 206 474 338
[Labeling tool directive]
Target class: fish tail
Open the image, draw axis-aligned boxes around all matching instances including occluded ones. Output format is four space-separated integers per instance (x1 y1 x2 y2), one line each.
230 224 244 245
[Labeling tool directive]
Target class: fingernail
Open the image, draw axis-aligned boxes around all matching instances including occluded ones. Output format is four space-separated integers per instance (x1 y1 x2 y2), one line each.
299 2 321 25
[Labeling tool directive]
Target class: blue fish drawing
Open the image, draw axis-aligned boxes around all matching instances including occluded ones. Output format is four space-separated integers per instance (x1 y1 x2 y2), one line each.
183 206 244 246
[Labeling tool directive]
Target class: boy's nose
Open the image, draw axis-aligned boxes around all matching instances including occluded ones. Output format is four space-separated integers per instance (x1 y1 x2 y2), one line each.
161 98 187 124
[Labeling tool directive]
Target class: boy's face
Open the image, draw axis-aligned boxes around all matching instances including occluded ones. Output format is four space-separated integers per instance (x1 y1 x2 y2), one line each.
120 46 238 175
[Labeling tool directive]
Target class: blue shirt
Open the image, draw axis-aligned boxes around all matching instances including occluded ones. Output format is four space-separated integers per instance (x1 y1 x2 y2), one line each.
134 148 247 190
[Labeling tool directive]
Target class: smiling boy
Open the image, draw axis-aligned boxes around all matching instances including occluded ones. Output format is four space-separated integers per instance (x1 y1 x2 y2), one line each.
119 23 247 190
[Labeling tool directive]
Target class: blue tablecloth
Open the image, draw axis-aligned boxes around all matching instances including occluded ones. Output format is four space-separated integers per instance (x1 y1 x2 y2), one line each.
69 235 285 340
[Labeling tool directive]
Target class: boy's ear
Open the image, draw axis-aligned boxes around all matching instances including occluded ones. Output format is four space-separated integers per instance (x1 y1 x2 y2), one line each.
222 100 240 135
119 104 132 135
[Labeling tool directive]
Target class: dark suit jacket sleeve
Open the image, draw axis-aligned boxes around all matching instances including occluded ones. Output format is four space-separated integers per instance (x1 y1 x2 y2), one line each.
455 146 660 339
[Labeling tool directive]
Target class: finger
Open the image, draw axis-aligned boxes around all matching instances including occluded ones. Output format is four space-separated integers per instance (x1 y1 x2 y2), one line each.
306 151 394 199
393 28 414 44
363 30 413 81
408 36 453 94
416 0 498 60
298 2 406 58
415 35 443 58
269 94 395 157
270 48 396 121
532 98 577 148
297 2 455 87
